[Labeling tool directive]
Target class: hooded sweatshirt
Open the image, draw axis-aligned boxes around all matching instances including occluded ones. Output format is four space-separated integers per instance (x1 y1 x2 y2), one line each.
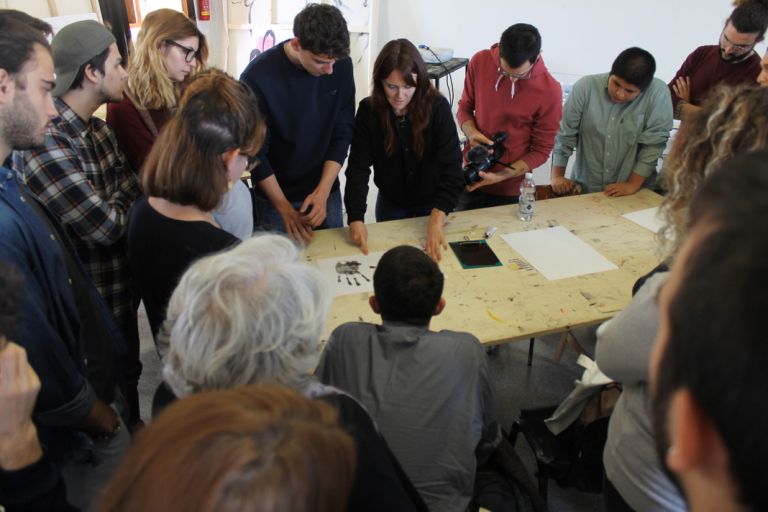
457 43 562 196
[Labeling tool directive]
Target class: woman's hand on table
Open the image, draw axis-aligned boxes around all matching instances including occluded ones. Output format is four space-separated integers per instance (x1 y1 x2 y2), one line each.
348 221 369 255
425 209 448 262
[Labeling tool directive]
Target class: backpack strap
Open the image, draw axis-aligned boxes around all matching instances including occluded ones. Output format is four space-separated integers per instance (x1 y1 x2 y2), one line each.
123 88 159 137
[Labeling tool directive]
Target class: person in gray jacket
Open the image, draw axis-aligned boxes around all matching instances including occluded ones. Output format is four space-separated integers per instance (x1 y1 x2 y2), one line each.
596 84 768 511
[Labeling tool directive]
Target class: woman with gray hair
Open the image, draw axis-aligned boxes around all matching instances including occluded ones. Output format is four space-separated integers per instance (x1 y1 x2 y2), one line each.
156 234 427 512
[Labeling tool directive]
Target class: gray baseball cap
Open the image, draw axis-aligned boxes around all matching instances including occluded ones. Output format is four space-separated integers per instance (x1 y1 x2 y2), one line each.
51 20 115 97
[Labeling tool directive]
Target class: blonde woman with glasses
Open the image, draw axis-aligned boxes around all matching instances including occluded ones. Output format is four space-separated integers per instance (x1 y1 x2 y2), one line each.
107 8 207 173
108 9 255 238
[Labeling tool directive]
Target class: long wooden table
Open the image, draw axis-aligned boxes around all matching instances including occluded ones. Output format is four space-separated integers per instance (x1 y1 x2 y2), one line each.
305 189 663 345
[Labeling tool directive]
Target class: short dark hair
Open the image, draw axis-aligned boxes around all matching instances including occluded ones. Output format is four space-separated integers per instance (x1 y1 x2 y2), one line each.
373 245 444 325
610 47 656 91
142 69 265 211
0 9 52 36
293 3 349 59
69 45 111 91
729 0 768 38
499 23 541 68
0 15 50 86
654 151 768 511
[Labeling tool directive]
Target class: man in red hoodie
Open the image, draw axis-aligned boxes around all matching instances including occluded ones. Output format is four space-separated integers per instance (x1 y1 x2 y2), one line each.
457 23 562 210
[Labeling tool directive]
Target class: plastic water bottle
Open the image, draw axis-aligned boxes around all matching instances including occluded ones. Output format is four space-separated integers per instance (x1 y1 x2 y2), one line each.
518 172 536 222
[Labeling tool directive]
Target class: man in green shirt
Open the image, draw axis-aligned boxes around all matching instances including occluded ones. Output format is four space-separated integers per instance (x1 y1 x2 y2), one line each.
551 47 673 196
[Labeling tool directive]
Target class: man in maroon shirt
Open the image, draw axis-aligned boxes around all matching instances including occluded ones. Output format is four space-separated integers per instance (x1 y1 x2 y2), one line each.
669 0 768 120
456 23 561 209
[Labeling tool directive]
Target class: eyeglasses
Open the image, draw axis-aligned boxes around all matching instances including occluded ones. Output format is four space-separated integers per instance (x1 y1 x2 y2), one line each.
165 40 200 63
720 29 756 53
497 56 538 81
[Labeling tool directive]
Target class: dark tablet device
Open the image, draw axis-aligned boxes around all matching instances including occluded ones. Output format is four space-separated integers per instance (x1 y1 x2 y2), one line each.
449 239 503 269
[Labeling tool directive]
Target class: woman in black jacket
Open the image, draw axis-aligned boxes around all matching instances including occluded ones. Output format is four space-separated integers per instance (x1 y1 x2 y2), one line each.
345 39 463 261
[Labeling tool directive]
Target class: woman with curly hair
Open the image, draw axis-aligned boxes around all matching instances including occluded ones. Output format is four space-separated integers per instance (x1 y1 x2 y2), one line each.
660 84 768 255
596 83 768 512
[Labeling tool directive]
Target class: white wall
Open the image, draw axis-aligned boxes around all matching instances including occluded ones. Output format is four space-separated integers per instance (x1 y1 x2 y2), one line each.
376 0 764 98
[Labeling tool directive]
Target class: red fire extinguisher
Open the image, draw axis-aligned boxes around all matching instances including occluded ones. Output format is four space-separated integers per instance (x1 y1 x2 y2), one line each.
198 0 210 21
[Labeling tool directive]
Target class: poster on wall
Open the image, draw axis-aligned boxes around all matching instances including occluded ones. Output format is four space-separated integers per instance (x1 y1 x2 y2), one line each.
331 0 370 28
275 0 309 24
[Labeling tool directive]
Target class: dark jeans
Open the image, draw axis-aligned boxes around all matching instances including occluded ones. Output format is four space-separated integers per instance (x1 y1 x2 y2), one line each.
253 188 342 232
456 189 518 211
375 192 432 222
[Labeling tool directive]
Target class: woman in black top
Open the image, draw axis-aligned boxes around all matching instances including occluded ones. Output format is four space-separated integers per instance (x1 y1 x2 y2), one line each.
126 69 264 343
345 39 464 261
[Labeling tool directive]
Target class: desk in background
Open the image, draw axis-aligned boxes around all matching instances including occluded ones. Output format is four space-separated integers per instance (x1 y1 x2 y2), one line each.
305 189 663 345
427 58 469 90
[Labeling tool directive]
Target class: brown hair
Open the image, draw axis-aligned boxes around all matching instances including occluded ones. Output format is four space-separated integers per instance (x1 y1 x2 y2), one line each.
128 8 208 109
97 384 356 512
660 84 768 256
141 69 265 211
371 39 440 160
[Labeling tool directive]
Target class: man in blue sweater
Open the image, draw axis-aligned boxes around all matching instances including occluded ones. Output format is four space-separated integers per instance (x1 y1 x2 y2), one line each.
241 3 355 242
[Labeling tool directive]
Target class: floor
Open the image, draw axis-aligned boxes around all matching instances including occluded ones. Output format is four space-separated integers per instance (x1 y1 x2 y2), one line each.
136 304 606 512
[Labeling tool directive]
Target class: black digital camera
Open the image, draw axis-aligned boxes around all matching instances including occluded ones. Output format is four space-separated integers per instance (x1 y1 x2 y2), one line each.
463 131 508 185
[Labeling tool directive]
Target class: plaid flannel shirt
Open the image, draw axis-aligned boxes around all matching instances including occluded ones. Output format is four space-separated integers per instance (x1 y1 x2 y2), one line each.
15 98 141 329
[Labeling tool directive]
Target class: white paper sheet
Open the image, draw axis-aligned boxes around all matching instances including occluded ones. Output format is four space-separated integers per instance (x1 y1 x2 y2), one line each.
501 226 618 280
622 207 664 233
315 251 384 297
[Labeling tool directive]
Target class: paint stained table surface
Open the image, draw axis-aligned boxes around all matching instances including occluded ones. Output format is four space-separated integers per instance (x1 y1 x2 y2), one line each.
305 189 663 345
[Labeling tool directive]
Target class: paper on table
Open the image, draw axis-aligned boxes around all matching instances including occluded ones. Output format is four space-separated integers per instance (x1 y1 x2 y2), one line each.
501 226 618 280
315 251 384 297
622 207 663 233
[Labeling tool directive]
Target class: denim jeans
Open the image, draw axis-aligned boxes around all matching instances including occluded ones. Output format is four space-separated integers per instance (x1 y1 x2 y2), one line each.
254 188 342 232
375 192 432 222
60 405 130 511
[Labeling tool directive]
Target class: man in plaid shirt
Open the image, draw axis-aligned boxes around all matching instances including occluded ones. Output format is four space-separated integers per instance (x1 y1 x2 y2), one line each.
14 21 142 429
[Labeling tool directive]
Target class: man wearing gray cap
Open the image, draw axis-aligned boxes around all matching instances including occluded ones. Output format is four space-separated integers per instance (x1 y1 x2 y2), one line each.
14 20 143 434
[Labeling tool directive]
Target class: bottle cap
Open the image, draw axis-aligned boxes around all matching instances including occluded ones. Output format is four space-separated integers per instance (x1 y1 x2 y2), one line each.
525 172 533 179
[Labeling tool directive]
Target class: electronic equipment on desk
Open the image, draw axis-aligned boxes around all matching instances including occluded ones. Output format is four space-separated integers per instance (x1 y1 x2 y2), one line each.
418 46 454 64
419 44 457 107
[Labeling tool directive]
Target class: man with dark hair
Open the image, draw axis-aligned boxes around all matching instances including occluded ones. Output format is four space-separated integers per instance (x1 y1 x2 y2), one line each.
669 0 768 120
0 14 127 510
316 245 500 512
14 20 143 430
240 3 354 241
651 151 768 512
551 47 672 196
457 23 562 209
0 8 52 36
